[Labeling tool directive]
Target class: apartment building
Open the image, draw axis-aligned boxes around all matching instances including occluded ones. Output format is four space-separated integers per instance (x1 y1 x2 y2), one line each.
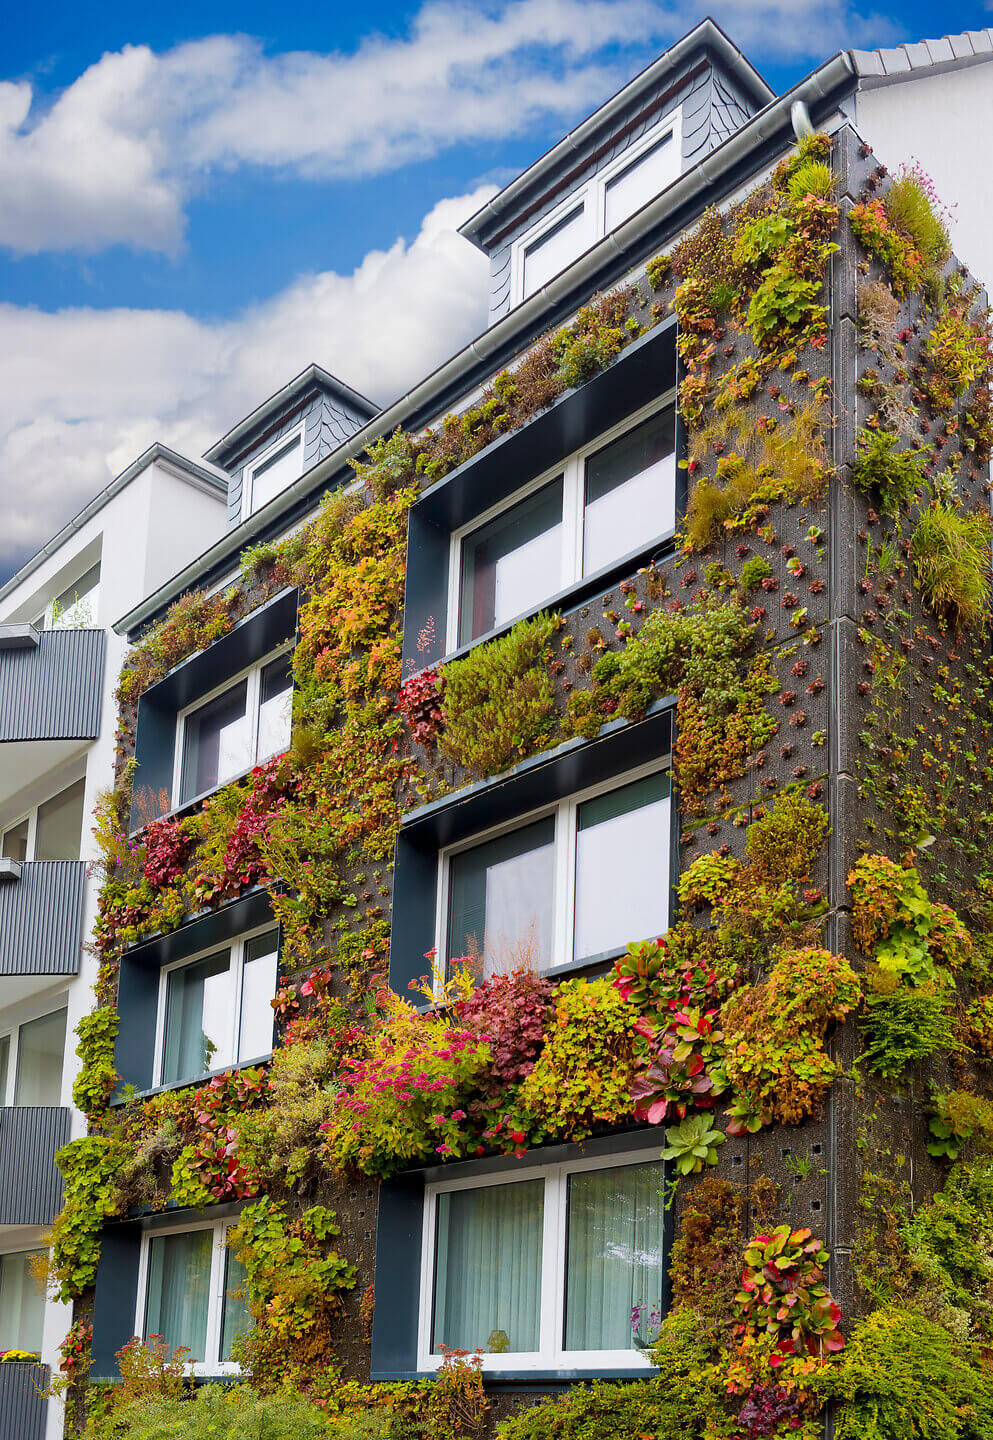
5 17 993 1438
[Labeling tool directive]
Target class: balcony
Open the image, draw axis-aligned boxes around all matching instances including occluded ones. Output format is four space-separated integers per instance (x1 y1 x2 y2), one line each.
0 1108 71 1226
0 625 105 801
0 1361 49 1440
0 862 84 1005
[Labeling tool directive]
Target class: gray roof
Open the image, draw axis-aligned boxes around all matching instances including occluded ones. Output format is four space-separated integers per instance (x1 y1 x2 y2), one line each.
0 443 228 608
203 363 379 467
459 16 774 245
851 28 993 84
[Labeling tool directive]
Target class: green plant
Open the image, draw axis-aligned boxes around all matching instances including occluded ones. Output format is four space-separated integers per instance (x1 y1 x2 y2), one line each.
71 1007 119 1120
853 429 926 517
860 977 961 1083
850 199 927 298
515 977 638 1143
884 164 951 269
85 1382 339 1439
661 1113 726 1175
438 613 559 778
786 160 833 205
815 1306 993 1439
51 1137 120 1301
912 502 992 630
927 1091 993 1162
739 556 773 593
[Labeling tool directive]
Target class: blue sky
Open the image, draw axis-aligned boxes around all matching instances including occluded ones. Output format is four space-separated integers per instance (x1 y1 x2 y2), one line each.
1 0 991 580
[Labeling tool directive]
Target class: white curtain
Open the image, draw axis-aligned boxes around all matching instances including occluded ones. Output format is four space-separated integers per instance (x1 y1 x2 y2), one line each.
433 1180 543 1353
564 1161 665 1351
220 1249 251 1361
0 1250 45 1352
162 952 233 1084
145 1231 211 1360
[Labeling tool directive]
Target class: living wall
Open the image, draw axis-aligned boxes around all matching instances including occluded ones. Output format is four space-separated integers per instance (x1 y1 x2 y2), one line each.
53 131 993 1440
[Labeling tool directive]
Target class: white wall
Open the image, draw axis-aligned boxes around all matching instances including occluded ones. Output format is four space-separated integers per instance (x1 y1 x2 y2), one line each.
857 65 993 291
0 462 225 1440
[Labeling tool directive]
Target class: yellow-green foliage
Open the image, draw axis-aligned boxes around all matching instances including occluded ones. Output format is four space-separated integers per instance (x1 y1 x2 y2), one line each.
516 977 638 1140
438 613 559 778
912 502 992 630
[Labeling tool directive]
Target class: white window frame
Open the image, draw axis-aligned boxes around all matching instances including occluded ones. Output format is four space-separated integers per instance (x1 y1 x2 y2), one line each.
172 642 294 807
0 775 87 864
0 1002 70 1108
445 392 677 654
241 422 306 520
417 1147 663 1372
135 1218 244 1376
510 110 682 307
0 1245 49 1354
151 922 279 1089
435 758 670 984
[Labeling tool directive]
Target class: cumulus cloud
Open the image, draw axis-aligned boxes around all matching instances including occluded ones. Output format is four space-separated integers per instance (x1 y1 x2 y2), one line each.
0 0 899 255
0 189 493 574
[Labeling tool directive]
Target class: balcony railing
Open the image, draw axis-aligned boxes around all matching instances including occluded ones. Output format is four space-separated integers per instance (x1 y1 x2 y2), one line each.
0 1361 49 1440
0 1108 71 1225
0 626 104 742
0 862 84 978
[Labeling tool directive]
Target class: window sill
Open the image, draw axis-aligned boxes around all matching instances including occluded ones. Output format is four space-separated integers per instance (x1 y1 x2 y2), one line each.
109 1053 273 1106
372 1365 658 1385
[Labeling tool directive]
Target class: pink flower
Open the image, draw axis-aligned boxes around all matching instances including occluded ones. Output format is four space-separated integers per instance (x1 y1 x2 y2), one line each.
431 1114 446 1125
450 1109 466 1122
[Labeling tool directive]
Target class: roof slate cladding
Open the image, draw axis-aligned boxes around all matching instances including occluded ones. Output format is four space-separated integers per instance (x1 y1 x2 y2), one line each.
207 365 379 530
462 19 772 325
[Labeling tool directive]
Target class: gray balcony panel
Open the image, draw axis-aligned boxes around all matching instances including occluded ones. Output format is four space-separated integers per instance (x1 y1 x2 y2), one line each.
0 1108 70 1225
0 1362 48 1440
0 862 84 977
0 627 104 741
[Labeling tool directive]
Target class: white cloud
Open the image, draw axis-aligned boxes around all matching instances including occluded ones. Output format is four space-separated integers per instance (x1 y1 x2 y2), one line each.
0 189 493 573
0 0 900 255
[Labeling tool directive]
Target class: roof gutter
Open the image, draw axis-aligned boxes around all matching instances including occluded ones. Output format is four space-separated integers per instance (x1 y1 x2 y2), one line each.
459 18 774 244
114 48 855 640
0 444 227 611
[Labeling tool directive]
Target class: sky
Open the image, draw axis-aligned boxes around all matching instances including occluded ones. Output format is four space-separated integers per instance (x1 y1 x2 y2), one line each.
1 0 991 583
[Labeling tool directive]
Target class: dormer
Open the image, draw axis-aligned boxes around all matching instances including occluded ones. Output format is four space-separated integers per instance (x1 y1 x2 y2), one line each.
460 18 774 325
205 365 379 530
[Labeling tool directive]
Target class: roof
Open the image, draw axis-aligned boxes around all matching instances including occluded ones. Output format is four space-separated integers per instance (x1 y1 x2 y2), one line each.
459 16 775 246
851 28 993 84
0 443 228 608
203 363 379 467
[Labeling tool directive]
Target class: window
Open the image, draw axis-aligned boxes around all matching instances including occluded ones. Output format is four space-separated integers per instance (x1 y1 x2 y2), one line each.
29 561 101 631
177 650 292 805
138 1220 250 1373
155 927 278 1088
0 1009 68 1107
1 778 87 863
421 1152 665 1370
521 205 590 301
450 400 675 648
512 113 681 306
0 1250 46 1353
441 766 670 980
603 132 677 232
244 427 304 517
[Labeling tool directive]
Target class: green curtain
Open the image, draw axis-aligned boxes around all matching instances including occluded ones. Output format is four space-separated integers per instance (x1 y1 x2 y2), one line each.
433 1179 543 1353
564 1161 665 1351
220 1248 252 1361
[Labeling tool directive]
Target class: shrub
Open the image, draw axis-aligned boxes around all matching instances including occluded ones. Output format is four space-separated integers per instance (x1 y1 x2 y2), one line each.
911 502 992 630
850 199 926 298
733 1225 844 1361
86 1382 338 1439
515 977 638 1142
721 947 860 1130
853 429 926 517
926 1091 993 1163
438 614 559 778
453 968 554 1095
815 1306 993 1440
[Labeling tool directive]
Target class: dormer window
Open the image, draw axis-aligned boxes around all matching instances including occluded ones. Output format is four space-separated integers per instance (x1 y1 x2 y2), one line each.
512 111 681 307
243 424 304 517
450 397 675 649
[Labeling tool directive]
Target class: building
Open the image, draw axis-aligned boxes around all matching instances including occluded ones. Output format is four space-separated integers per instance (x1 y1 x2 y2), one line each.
4 18 993 1439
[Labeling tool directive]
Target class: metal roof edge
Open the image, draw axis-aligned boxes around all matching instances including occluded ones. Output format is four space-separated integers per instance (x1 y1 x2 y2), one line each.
113 49 855 642
203 363 379 466
0 443 228 610
458 17 775 246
